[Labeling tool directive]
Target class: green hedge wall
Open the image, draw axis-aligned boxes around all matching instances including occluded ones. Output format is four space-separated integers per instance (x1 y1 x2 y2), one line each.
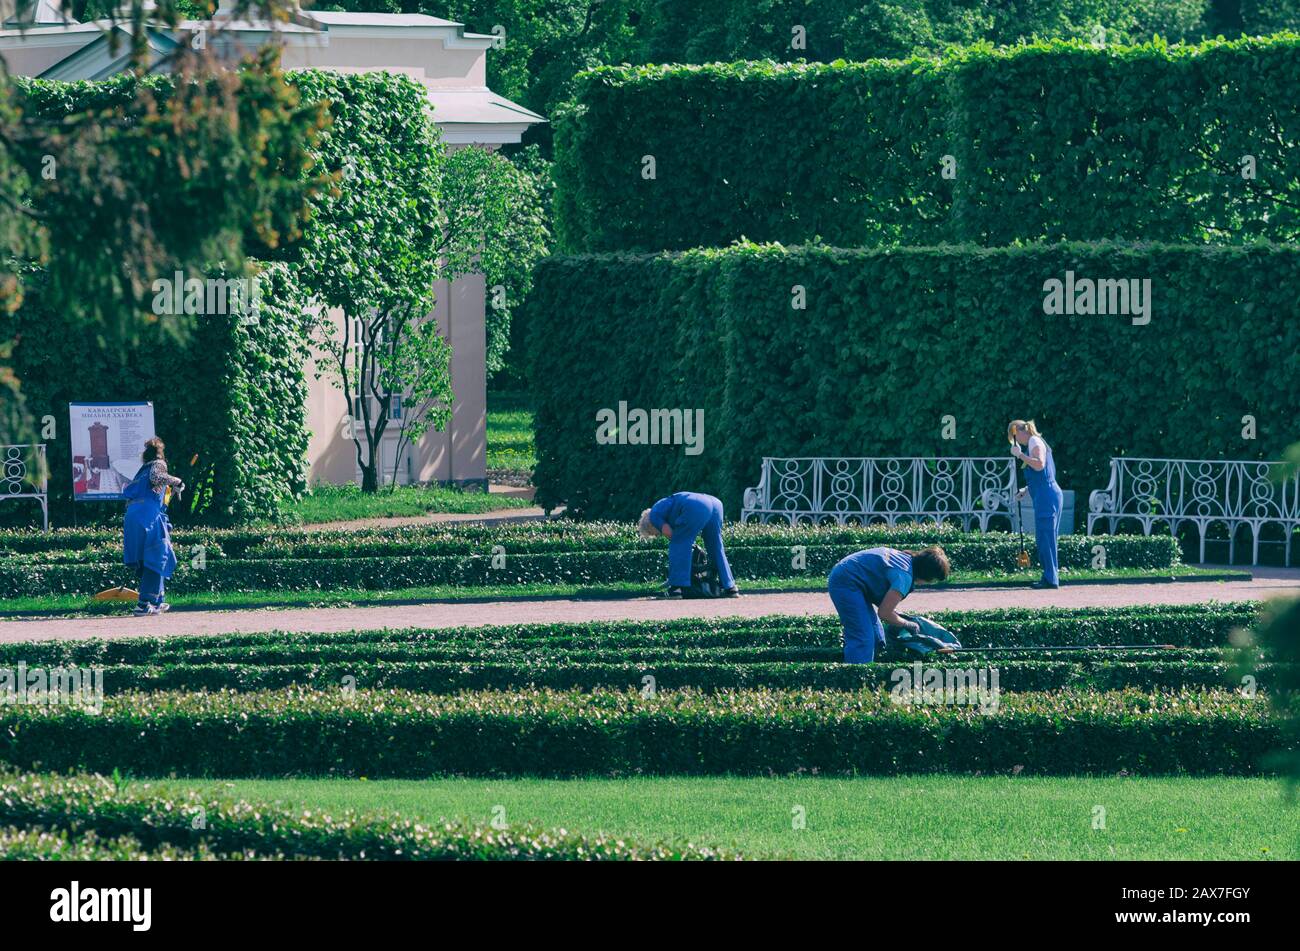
553 36 1300 253
0 687 1275 777
3 264 310 526
525 242 1300 518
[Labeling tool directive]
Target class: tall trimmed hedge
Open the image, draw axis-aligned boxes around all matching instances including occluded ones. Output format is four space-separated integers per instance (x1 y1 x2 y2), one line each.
554 36 1300 253
525 242 1300 518
3 264 310 525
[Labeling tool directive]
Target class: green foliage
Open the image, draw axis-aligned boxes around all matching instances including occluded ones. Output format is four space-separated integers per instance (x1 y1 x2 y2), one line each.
0 601 1265 696
57 654 1290 696
0 825 231 861
442 142 550 380
0 521 1179 595
524 242 1300 517
553 36 1300 252
0 603 1256 663
289 70 451 493
2 263 310 525
321 0 1220 158
8 58 324 351
0 769 736 859
2 601 1268 696
0 686 1275 776
1240 0 1300 33
1250 597 1300 781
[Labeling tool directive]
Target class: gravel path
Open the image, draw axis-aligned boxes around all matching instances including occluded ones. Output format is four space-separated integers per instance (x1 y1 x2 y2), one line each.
1 570 1296 644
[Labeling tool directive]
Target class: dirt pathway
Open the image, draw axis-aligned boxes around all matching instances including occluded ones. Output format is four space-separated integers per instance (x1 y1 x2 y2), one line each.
2 570 1295 644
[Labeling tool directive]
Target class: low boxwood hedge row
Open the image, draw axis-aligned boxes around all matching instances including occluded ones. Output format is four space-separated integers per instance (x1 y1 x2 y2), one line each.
0 521 1180 565
0 521 1043 557
0 536 1181 597
0 687 1276 777
89 657 1281 695
0 825 234 861
72 643 1234 669
0 770 736 860
0 604 1259 668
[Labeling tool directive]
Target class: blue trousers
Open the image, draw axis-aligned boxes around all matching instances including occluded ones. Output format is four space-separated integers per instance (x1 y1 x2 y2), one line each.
136 564 165 607
1033 487 1064 586
828 579 885 664
666 496 736 589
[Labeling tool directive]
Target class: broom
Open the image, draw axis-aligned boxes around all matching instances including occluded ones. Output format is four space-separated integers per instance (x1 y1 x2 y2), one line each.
1010 434 1031 569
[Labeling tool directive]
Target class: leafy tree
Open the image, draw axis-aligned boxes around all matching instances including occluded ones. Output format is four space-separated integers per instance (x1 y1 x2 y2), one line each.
442 143 549 378
296 69 549 491
292 71 449 493
0 1 324 443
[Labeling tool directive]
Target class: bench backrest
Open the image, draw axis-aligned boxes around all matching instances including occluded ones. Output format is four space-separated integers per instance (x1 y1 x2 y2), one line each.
1 444 49 532
741 456 1017 527
1089 457 1300 522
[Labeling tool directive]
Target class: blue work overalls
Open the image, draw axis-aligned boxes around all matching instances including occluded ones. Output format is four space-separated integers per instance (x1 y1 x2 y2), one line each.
122 464 177 607
826 547 914 664
648 492 736 590
1024 439 1063 587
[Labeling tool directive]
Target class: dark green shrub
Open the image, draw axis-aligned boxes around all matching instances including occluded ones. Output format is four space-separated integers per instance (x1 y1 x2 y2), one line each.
0 687 1274 777
554 37 1300 252
525 243 1300 517
0 770 736 860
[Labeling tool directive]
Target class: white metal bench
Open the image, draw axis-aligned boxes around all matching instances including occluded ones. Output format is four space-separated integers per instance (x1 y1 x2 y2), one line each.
1 444 49 531
740 456 1019 530
1087 457 1300 564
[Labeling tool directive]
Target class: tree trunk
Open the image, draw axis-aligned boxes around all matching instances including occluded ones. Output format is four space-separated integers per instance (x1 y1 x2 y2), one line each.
360 460 379 493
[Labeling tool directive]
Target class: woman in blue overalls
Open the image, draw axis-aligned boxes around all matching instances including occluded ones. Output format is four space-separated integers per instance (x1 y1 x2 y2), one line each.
827 546 950 663
122 437 184 616
638 492 739 598
1009 419 1063 589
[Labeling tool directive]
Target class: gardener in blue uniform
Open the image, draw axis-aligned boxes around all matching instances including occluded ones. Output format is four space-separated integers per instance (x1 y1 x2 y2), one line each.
122 437 184 616
827 546 950 663
638 492 739 598
1009 419 1063 589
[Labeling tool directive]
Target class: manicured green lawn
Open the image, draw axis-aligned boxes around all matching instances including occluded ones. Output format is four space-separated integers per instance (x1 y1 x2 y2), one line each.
166 775 1294 860
0 565 1248 616
486 390 535 472
275 484 532 525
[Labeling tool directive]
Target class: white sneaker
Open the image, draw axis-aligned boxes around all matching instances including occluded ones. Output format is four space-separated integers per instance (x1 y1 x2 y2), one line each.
132 604 160 617
156 602 171 613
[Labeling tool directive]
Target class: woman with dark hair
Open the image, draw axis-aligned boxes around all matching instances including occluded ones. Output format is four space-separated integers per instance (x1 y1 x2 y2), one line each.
122 437 184 616
827 545 951 663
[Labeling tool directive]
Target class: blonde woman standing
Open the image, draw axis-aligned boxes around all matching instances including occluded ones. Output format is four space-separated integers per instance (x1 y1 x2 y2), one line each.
1009 420 1062 589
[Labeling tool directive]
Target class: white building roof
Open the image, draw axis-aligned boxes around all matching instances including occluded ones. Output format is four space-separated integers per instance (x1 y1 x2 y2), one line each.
300 12 463 28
